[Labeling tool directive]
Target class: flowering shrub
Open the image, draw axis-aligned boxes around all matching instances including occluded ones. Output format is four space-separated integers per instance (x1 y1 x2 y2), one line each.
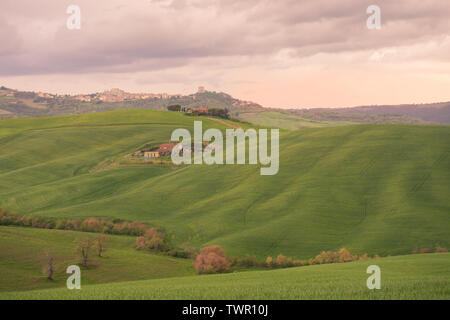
193 245 230 274
135 228 169 252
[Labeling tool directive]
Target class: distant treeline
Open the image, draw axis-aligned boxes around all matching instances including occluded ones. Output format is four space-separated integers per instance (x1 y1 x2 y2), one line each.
167 104 230 119
0 209 153 235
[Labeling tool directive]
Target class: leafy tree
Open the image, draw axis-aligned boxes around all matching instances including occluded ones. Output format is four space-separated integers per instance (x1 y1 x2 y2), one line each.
209 108 230 119
167 104 182 112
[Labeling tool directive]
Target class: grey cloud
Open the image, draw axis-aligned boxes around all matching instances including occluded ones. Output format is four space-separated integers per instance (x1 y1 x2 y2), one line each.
0 0 448 76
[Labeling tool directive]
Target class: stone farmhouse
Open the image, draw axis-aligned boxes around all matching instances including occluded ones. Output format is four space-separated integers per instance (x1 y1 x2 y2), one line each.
142 143 176 158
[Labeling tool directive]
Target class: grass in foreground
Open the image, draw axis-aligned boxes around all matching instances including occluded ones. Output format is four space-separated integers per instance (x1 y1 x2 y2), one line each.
1 253 448 300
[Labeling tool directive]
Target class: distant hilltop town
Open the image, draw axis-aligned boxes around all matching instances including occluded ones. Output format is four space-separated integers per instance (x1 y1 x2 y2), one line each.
75 87 186 103
0 85 264 119
0 85 259 105
34 86 211 103
2 86 257 106
1 86 192 102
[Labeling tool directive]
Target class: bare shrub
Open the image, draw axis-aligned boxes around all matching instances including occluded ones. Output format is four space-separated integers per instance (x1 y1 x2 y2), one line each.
75 237 95 267
95 234 107 257
42 252 55 280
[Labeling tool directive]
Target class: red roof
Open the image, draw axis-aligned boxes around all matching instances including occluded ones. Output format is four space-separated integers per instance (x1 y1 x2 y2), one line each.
158 143 176 151
193 107 208 112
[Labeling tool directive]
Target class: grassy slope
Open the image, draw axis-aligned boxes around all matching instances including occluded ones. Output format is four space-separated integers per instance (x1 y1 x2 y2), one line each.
238 110 427 130
0 110 449 260
239 111 352 129
0 226 194 292
1 253 448 300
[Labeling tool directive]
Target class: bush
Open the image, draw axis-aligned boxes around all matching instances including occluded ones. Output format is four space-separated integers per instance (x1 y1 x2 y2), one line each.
136 236 147 249
167 104 181 112
359 253 370 260
238 255 258 267
337 248 358 262
209 108 230 119
183 248 198 259
0 209 158 238
293 259 306 266
312 248 358 264
193 245 230 274
419 248 432 254
275 254 294 268
314 251 339 264
134 227 172 253
435 245 448 253
166 249 191 258
265 256 275 268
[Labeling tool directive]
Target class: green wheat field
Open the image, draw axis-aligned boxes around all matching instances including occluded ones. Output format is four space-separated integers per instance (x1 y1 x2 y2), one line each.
0 109 449 299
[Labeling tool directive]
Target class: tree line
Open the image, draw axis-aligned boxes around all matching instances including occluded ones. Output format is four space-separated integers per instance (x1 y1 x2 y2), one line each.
167 104 230 119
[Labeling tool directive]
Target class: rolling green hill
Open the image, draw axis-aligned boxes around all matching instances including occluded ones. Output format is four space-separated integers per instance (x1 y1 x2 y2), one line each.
1 253 448 299
238 111 354 129
0 109 449 260
0 226 194 292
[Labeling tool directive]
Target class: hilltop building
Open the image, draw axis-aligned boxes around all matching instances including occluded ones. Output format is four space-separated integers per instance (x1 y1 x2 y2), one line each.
158 143 176 156
142 143 176 158
192 107 208 113
144 151 160 158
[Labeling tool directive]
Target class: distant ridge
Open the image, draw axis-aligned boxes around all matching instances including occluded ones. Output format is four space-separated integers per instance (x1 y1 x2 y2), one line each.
1 85 449 125
307 102 450 124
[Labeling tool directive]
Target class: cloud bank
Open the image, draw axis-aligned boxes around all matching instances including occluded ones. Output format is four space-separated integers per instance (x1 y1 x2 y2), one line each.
1 0 449 107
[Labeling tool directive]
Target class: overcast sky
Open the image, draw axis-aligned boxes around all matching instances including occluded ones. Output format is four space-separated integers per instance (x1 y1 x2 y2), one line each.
1 0 449 108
